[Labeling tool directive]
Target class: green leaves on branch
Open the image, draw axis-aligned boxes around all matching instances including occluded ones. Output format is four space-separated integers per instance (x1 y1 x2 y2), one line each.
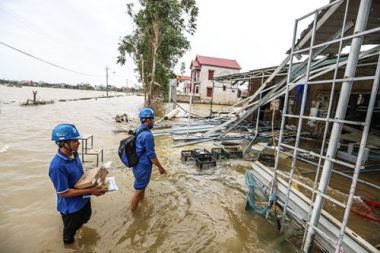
117 0 198 105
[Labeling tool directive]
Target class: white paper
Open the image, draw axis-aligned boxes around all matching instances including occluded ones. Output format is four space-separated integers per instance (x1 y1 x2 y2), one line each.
82 176 118 198
106 176 118 192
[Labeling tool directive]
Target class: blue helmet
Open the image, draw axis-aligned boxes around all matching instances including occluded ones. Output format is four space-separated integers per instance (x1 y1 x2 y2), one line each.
51 124 81 143
139 107 155 121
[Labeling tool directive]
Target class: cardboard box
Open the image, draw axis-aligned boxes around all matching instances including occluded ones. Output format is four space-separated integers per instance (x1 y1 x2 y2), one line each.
74 166 109 189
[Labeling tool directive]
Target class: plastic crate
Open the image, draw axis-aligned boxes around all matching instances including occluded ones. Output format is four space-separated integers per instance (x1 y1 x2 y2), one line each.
181 150 194 161
191 149 212 158
223 147 243 159
211 148 229 160
195 156 217 169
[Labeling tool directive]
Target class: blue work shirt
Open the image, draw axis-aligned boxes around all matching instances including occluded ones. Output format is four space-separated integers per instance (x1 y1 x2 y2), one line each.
49 150 89 215
133 124 157 189
135 124 157 166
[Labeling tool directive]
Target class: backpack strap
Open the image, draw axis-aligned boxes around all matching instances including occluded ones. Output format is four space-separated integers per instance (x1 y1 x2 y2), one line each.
134 127 149 158
134 127 149 137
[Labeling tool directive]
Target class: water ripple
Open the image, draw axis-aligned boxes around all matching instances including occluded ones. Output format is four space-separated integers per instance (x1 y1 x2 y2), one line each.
0 143 10 153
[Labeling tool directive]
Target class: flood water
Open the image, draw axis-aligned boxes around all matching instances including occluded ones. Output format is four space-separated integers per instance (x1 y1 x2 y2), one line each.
0 86 299 253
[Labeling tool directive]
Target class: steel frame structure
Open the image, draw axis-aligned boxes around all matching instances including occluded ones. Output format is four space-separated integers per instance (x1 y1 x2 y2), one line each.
267 0 380 252
205 1 380 250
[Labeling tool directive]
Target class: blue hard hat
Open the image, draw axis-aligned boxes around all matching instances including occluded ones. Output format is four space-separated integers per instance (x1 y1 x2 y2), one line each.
51 124 81 142
139 107 155 120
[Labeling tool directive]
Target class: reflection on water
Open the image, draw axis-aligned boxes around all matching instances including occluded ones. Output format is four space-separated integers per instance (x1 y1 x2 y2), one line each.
0 143 10 153
0 86 299 253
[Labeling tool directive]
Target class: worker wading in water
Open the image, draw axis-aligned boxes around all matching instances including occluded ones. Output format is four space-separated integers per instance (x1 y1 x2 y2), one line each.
48 123 106 244
131 108 166 211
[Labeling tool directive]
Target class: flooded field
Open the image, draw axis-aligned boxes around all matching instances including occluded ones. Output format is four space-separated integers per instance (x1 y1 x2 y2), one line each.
0 86 299 253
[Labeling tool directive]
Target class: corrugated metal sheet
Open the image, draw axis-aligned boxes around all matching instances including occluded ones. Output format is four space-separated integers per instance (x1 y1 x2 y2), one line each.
294 0 380 55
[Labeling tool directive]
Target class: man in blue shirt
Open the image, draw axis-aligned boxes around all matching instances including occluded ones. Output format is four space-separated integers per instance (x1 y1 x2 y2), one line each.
131 108 166 211
49 123 106 244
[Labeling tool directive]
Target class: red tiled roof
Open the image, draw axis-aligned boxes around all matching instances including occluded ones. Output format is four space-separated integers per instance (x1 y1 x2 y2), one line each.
191 60 201 69
192 55 241 70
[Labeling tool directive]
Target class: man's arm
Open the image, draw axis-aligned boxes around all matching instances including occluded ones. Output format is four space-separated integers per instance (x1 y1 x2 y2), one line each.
151 157 166 174
59 186 106 198
143 133 166 174
50 165 106 198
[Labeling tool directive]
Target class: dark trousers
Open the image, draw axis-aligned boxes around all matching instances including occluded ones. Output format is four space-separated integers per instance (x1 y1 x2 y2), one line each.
61 201 92 243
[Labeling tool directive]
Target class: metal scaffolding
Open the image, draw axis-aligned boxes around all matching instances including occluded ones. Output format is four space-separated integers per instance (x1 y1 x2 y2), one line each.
207 1 379 250
266 0 380 252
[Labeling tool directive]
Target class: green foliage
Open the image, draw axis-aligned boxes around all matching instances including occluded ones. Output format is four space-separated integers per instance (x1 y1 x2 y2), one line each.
180 62 186 75
117 0 198 104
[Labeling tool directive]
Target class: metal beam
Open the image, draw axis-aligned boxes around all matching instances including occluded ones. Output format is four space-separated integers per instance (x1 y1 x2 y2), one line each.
303 1 372 252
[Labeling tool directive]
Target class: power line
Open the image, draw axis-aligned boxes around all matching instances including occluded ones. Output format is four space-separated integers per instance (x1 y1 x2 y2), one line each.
0 3 53 39
0 41 102 77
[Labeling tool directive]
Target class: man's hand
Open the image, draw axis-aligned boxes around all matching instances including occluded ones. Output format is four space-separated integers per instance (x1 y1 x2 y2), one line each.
90 186 107 197
59 186 106 198
151 157 166 175
159 167 166 175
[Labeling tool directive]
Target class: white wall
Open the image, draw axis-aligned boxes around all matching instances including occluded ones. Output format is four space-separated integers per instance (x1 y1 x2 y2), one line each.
197 65 241 104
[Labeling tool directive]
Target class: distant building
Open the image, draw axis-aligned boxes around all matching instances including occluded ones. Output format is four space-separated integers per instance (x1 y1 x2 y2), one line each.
189 55 242 105
176 75 191 94
20 80 34 86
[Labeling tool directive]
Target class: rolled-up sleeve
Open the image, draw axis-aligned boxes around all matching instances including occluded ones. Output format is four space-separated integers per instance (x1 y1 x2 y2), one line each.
49 165 69 194
144 133 157 160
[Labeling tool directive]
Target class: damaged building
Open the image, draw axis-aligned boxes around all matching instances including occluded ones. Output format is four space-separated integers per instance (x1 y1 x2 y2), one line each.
209 0 380 252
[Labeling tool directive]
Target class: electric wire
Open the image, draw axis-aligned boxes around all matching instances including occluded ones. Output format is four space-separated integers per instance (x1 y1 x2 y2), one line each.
0 3 53 38
0 3 136 85
0 41 102 77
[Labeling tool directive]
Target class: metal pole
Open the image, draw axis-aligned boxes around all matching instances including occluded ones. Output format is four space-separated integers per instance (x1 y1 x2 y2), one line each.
210 81 215 117
302 0 350 248
266 18 298 218
255 72 264 133
243 74 264 155
106 66 109 97
169 79 172 103
187 71 194 137
303 0 372 251
173 81 177 109
282 13 318 224
335 54 380 253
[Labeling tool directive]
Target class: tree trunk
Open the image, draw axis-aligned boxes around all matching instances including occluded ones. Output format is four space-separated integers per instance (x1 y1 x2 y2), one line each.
140 55 147 106
148 15 159 107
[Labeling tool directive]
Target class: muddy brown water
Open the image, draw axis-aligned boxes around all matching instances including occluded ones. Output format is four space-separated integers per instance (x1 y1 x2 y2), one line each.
260 137 380 248
0 86 301 253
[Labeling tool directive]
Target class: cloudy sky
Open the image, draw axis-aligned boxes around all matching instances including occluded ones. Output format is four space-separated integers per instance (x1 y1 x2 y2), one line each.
0 0 327 87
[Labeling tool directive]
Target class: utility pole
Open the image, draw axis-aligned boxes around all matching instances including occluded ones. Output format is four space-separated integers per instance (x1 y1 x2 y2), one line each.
106 66 109 97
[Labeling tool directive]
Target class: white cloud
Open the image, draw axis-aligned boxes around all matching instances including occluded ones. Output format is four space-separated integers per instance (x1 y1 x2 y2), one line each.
177 0 327 74
0 0 327 87
0 0 136 87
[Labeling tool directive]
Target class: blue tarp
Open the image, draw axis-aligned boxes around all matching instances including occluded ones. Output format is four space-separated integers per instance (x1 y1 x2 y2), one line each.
245 171 276 217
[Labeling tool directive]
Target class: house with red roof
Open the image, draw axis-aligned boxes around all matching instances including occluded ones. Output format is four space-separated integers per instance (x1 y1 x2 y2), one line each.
187 55 242 104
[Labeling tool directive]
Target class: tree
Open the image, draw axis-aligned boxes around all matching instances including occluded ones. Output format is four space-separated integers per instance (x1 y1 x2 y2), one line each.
117 0 198 106
180 61 186 75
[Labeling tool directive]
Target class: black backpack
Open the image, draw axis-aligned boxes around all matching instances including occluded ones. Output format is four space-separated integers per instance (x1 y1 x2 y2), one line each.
118 128 148 168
